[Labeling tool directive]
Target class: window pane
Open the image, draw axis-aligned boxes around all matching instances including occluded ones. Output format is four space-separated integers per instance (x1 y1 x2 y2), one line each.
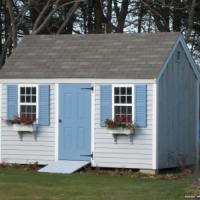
121 87 126 95
127 96 132 104
121 96 126 103
127 106 132 114
121 106 126 114
114 87 119 95
32 114 36 121
115 106 120 114
32 96 36 103
32 106 36 113
27 106 31 113
127 115 132 123
114 96 119 103
32 87 36 95
115 115 121 122
20 87 25 95
26 96 31 102
127 87 132 95
20 105 26 113
26 87 31 95
20 96 25 103
121 115 127 123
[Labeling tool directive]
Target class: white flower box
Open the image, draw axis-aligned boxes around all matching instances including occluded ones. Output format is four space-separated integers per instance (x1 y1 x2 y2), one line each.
106 128 135 143
13 124 37 133
107 128 134 135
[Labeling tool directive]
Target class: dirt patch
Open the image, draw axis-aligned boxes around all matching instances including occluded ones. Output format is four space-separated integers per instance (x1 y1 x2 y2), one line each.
79 165 194 180
0 162 41 171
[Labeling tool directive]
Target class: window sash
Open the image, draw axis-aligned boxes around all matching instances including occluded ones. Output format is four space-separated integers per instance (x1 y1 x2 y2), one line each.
20 105 37 121
18 85 38 122
112 85 134 123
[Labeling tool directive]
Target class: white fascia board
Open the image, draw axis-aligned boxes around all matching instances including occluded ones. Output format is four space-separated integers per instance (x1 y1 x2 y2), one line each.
179 34 200 81
0 79 156 84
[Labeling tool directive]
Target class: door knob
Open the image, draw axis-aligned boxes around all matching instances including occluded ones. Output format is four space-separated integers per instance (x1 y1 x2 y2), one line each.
59 119 62 123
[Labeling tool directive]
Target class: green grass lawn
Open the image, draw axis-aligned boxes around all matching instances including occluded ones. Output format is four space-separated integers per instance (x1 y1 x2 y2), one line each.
0 168 192 200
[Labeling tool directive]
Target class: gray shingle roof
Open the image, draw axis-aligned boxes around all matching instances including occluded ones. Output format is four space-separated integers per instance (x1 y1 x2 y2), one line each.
0 32 179 79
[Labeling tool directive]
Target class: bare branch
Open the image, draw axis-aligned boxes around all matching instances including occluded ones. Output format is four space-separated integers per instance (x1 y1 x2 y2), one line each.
185 0 197 42
32 0 86 35
6 0 17 48
33 0 52 31
56 2 80 34
0 35 12 68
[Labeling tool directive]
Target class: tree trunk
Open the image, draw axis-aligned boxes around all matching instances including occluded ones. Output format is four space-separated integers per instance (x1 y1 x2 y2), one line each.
0 0 3 58
185 0 197 42
116 0 129 33
172 0 182 32
138 0 144 33
106 0 112 33
56 2 79 34
94 0 103 33
6 0 17 48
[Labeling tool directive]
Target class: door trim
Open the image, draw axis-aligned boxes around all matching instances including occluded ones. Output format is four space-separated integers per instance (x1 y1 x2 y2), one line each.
91 84 95 165
57 83 93 161
55 83 59 161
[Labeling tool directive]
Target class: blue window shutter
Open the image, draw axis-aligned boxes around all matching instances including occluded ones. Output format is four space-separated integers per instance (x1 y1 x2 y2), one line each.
135 85 147 128
39 85 50 126
100 85 112 127
7 85 18 120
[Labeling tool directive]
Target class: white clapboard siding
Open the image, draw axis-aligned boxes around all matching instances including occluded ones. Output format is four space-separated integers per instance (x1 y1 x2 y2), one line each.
1 84 55 164
93 84 153 169
93 162 152 169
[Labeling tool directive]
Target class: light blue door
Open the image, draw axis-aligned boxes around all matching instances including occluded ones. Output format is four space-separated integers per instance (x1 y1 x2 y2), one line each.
59 84 91 161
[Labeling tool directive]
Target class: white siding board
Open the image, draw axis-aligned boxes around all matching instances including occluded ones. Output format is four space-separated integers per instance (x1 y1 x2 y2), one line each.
94 158 152 164
95 148 152 154
93 162 151 169
95 143 152 149
2 150 54 156
2 145 54 151
1 140 55 146
1 84 55 164
94 138 152 145
94 153 151 159
93 83 153 169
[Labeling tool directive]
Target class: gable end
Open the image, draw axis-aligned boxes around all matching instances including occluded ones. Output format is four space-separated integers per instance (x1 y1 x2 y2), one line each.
157 33 200 82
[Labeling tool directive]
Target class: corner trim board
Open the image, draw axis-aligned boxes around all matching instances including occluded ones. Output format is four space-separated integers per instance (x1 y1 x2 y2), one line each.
0 84 2 163
152 83 158 170
195 80 199 173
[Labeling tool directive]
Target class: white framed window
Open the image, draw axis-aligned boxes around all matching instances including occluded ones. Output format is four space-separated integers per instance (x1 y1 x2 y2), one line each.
112 85 134 123
18 85 38 122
